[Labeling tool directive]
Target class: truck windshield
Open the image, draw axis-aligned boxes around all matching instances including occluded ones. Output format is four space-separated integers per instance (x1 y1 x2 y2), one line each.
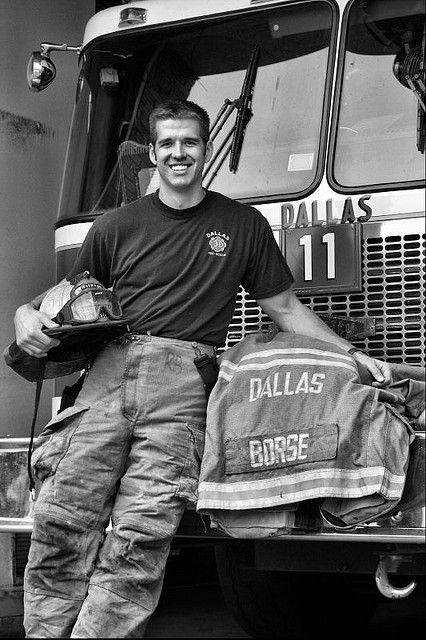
332 0 425 189
58 1 334 219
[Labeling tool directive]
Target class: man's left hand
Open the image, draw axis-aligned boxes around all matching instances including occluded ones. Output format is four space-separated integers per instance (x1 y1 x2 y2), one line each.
352 351 392 387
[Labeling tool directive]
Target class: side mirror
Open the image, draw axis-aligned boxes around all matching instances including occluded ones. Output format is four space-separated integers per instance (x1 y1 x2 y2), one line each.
26 43 81 92
27 51 56 92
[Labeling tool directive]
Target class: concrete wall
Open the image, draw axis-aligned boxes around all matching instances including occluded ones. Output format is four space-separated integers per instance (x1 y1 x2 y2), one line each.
0 1 95 437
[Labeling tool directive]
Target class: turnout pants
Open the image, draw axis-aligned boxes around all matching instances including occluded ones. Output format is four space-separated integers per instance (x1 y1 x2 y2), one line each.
24 335 211 638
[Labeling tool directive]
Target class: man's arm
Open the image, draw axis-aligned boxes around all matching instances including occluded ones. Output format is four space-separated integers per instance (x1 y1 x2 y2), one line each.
15 217 109 357
14 283 64 357
257 287 392 386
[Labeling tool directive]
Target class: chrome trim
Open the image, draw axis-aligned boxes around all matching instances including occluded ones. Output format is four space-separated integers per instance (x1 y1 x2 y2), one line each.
0 519 33 533
375 555 417 599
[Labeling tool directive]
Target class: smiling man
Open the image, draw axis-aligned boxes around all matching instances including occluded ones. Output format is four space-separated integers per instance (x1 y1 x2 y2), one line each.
15 99 391 638
148 110 213 207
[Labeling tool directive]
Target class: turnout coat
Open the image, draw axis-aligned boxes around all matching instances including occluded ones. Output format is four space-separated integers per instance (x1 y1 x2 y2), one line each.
197 332 423 536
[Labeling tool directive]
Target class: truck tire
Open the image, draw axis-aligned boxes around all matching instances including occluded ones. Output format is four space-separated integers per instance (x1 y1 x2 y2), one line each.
214 541 378 639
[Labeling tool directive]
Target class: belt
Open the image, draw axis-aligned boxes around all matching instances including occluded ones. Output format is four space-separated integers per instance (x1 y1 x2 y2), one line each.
117 331 217 355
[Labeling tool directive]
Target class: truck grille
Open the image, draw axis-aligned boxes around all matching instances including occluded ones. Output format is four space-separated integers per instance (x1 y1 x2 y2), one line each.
224 218 425 367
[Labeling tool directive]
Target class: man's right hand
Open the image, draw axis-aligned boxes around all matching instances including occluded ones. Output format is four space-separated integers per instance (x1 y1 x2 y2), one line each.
14 303 61 357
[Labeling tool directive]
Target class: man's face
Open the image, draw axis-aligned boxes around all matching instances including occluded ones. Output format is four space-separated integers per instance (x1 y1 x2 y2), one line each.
149 118 212 192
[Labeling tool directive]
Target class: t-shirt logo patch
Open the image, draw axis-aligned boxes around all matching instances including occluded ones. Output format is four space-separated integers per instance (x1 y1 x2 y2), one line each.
206 231 229 257
209 236 226 252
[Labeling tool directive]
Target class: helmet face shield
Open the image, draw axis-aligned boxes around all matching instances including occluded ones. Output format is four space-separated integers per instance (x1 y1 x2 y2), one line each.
40 271 125 332
54 289 123 325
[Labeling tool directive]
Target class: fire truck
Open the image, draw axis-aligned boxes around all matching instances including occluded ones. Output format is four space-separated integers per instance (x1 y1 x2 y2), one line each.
1 0 424 636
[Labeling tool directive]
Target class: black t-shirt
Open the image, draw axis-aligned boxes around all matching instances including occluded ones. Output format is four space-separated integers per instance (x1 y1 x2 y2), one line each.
67 190 293 346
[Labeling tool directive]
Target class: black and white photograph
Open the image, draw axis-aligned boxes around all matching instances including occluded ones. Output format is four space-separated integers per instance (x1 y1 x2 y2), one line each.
0 1 424 638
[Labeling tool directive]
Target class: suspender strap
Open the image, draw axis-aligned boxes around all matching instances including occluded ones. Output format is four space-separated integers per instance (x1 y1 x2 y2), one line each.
27 361 46 499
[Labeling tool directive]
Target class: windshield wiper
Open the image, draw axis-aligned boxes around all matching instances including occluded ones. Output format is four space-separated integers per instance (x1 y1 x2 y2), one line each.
229 46 260 173
408 28 425 153
406 71 425 153
203 46 260 186
392 26 425 153
209 98 239 143
202 99 237 187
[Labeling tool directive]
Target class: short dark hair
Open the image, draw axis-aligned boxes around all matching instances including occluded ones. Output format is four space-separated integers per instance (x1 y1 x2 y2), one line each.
149 99 210 146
